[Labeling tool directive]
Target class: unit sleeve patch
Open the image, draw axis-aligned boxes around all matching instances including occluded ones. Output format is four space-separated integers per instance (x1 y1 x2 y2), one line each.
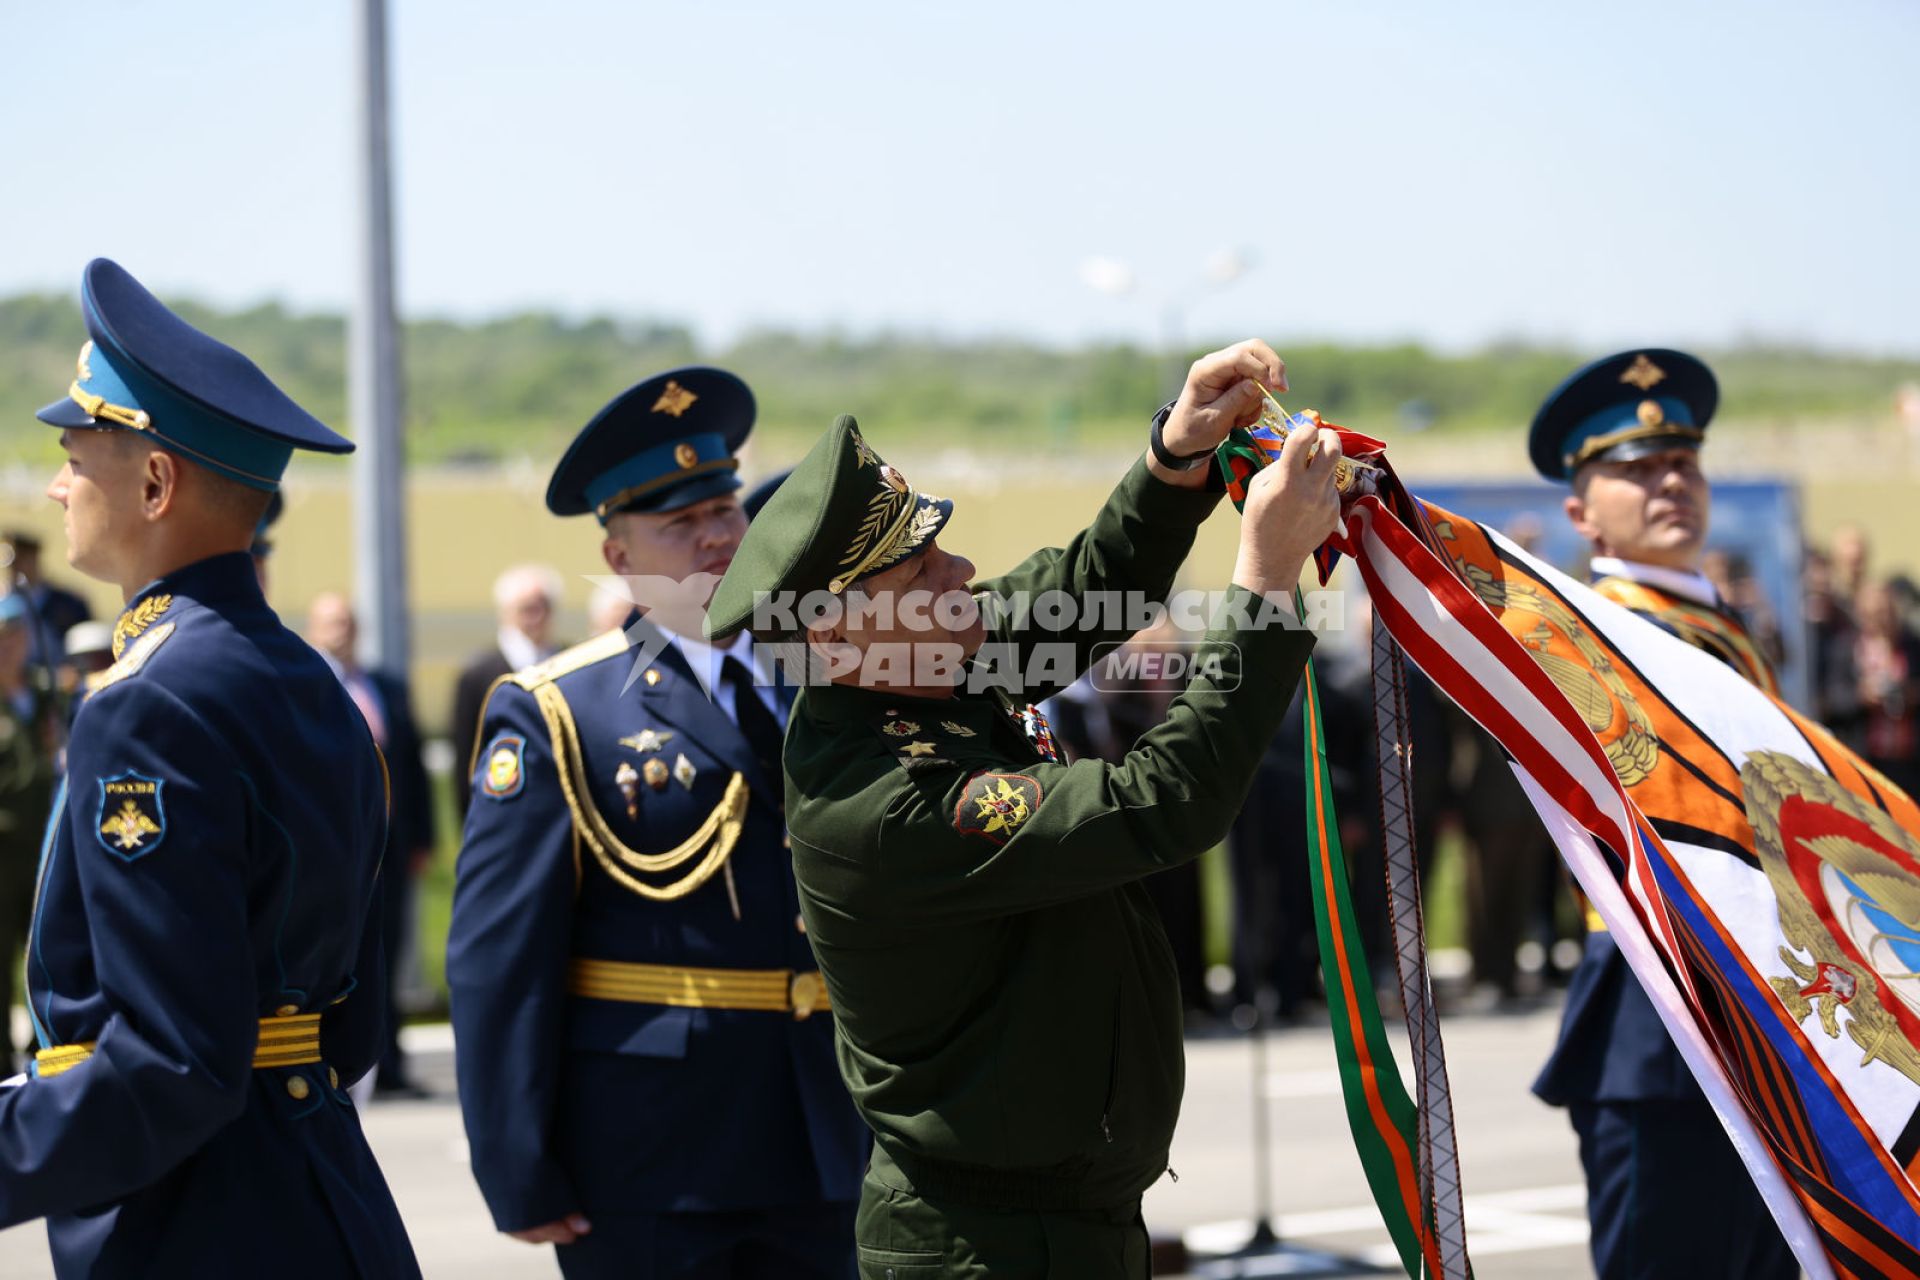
952 771 1042 845
95 771 167 861
479 733 526 801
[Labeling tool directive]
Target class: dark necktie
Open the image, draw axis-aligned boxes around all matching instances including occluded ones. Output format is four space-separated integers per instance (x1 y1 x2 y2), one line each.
723 655 787 788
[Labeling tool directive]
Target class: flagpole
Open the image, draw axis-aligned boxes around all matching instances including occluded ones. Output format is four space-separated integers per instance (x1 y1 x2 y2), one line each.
350 0 409 672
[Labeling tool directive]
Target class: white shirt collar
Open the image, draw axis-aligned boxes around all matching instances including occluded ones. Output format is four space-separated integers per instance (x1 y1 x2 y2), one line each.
1589 556 1720 607
497 626 549 672
646 617 755 702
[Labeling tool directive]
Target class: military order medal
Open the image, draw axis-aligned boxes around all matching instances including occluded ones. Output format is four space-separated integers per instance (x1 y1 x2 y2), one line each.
615 761 641 818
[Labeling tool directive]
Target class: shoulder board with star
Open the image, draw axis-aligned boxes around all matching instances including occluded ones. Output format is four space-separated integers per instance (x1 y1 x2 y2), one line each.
508 627 631 692
867 712 955 772
85 622 177 698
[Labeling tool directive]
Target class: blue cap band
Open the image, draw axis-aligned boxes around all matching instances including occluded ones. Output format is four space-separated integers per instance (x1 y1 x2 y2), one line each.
583 431 737 521
1562 395 1698 468
69 341 294 492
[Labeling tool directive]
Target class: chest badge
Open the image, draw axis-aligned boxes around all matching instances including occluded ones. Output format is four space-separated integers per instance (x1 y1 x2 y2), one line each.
619 729 674 754
615 761 641 818
673 753 698 790
643 758 670 791
953 772 1042 846
95 772 167 861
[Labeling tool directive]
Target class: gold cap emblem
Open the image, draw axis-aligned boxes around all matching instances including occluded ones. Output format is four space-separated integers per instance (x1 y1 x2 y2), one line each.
652 380 699 418
673 442 698 469
879 464 909 494
1637 399 1665 428
1619 354 1667 391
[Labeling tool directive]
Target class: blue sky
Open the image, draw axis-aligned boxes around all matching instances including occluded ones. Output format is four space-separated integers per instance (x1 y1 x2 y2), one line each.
3 1 1915 352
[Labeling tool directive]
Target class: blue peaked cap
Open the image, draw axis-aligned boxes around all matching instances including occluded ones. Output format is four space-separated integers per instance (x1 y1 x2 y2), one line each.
546 366 755 524
37 259 353 492
1528 348 1717 483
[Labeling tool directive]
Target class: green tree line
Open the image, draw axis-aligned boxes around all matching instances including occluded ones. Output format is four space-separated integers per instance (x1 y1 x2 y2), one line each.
3 292 1914 464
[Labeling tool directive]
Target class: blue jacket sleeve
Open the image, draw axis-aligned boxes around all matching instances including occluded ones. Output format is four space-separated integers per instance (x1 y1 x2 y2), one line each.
445 680 582 1232
322 864 388 1088
0 681 256 1227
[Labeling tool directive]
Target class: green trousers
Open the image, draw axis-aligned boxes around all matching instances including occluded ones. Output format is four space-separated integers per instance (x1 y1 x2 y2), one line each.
854 1163 1149 1279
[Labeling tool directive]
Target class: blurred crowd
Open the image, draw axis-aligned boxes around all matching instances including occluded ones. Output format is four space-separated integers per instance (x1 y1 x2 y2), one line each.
3 516 1919 1069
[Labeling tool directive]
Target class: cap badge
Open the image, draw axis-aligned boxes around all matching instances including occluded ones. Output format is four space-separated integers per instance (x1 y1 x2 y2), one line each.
673 442 699 469
1637 400 1666 428
76 340 94 381
850 429 880 470
879 464 909 494
652 380 699 418
1619 354 1667 391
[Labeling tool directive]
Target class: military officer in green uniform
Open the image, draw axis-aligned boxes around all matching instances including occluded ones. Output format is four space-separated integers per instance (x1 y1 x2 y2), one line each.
707 341 1344 1277
0 592 60 1073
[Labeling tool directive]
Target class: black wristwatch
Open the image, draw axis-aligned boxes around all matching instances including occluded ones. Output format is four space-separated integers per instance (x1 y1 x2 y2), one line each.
1148 402 1212 471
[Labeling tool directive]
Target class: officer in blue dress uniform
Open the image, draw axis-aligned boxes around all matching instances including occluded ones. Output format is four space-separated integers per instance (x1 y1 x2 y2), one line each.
1529 349 1797 1279
447 368 866 1279
0 259 418 1278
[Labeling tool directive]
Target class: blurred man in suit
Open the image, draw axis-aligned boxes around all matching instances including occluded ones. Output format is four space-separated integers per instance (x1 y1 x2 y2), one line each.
450 564 563 824
307 591 437 1098
3 530 92 670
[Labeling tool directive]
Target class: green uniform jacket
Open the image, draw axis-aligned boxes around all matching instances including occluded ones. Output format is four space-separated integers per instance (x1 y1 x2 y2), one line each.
786 458 1317 1213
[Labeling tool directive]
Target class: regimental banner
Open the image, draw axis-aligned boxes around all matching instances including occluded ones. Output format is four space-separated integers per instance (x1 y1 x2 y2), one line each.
1332 472 1920 1280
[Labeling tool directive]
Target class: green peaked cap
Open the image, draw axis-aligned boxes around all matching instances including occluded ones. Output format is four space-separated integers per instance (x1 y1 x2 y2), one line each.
705 415 954 642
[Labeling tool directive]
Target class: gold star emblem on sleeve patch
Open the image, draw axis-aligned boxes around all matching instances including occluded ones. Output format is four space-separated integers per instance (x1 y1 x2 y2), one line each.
652 379 699 417
903 740 937 758
94 772 166 861
953 772 1042 845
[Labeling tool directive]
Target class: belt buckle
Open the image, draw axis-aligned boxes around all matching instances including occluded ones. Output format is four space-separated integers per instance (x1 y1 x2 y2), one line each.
788 971 824 1021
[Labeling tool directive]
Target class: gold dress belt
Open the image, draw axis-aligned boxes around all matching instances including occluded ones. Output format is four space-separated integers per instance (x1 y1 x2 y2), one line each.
34 1012 324 1079
568 957 832 1022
